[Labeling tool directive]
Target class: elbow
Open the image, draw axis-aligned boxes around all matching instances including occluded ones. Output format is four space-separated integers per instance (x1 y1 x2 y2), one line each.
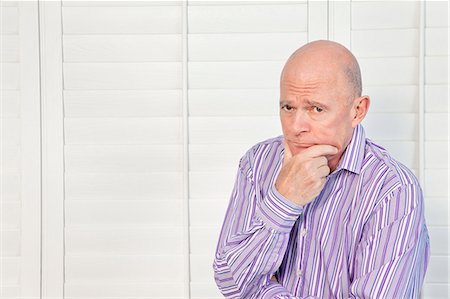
212 257 226 292
213 258 229 291
213 258 244 298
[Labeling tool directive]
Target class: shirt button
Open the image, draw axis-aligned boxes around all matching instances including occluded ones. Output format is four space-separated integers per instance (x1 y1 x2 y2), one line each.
297 269 302 276
300 228 307 237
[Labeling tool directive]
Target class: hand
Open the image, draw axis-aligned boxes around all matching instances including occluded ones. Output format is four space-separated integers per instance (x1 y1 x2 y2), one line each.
275 140 337 206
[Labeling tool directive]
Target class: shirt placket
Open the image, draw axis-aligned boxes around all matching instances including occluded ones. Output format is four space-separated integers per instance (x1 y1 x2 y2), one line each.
296 209 308 280
298 201 317 296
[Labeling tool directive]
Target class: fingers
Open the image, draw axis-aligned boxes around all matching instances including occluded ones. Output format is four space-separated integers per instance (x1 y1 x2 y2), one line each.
314 156 328 167
278 141 335 206
303 144 338 158
317 164 331 178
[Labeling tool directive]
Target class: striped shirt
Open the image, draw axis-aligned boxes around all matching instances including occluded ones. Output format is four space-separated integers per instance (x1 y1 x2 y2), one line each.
213 124 430 299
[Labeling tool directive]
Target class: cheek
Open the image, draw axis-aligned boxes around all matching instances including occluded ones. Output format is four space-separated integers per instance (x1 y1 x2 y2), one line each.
280 114 292 133
313 120 350 149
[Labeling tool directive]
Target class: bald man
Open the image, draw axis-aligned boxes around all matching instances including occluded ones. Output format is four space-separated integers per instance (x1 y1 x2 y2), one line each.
213 41 429 298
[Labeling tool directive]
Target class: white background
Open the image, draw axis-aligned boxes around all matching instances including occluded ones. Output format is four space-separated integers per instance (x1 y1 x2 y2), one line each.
0 0 449 298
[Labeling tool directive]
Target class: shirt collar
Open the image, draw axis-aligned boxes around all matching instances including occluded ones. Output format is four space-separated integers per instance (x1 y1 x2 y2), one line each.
334 124 366 175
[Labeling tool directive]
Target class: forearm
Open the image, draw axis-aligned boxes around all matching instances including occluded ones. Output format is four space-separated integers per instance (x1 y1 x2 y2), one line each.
252 280 319 299
214 227 289 298
214 183 303 298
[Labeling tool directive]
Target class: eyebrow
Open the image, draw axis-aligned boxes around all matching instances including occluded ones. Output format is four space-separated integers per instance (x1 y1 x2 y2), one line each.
305 99 329 109
279 99 330 110
279 100 292 106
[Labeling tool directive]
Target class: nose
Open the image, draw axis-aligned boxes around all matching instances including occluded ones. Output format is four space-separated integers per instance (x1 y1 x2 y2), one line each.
292 111 310 135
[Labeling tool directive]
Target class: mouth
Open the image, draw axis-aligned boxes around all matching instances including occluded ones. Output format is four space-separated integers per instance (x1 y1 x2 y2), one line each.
289 142 316 149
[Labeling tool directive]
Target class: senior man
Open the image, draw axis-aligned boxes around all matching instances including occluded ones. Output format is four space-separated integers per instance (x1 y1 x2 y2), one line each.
213 40 430 298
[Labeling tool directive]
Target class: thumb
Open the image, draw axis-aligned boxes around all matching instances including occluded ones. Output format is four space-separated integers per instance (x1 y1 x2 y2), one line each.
283 139 293 164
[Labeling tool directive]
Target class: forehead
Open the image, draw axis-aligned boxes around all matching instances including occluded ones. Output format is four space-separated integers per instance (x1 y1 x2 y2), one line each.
282 56 342 83
280 62 350 101
280 73 339 100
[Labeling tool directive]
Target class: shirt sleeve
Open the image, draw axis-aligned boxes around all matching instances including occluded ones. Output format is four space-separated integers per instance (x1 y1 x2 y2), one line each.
213 150 303 299
349 182 430 298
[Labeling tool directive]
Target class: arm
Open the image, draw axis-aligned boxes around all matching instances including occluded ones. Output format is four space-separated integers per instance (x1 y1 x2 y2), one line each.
349 183 430 298
252 280 319 299
213 151 303 298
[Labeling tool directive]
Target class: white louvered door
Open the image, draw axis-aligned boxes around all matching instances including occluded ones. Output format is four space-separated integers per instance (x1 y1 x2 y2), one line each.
60 1 186 297
0 1 41 298
1 1 448 298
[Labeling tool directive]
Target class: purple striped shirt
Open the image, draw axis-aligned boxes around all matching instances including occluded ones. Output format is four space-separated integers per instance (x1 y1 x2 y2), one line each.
213 124 430 299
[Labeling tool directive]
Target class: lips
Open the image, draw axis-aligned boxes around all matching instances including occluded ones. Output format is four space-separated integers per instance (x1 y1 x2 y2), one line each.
291 142 316 148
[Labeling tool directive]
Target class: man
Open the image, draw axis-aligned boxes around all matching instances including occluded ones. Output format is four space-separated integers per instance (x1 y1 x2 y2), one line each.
213 40 429 298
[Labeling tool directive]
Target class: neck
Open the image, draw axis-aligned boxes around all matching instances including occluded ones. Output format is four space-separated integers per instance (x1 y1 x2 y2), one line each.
328 153 343 172
328 133 354 172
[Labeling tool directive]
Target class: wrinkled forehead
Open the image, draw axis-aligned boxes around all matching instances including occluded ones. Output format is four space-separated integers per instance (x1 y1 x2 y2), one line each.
281 59 345 89
280 64 357 109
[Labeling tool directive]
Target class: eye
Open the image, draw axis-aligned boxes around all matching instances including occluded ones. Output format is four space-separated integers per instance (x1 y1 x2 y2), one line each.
313 106 323 113
281 104 294 112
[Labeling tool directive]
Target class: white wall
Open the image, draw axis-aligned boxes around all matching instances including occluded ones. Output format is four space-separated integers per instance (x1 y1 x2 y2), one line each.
0 1 448 298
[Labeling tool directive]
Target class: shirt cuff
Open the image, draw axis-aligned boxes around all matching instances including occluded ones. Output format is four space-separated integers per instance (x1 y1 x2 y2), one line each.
256 184 303 233
260 281 292 298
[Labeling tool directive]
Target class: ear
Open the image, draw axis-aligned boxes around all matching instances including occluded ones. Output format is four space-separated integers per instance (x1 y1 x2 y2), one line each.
351 96 370 128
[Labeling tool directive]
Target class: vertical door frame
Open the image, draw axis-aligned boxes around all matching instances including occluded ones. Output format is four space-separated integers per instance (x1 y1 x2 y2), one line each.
328 0 351 48
38 0 65 297
308 0 328 41
418 0 426 189
182 0 191 298
18 1 41 297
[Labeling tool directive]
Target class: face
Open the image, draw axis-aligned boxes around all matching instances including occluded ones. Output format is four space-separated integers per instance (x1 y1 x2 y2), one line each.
280 58 366 170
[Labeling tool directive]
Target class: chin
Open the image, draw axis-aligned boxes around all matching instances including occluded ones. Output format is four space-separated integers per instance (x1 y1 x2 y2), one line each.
288 143 312 155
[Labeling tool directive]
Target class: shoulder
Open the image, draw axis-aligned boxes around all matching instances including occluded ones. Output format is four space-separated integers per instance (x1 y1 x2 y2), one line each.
363 139 423 206
238 136 284 177
247 136 284 157
359 141 427 241
243 135 283 161
364 139 419 186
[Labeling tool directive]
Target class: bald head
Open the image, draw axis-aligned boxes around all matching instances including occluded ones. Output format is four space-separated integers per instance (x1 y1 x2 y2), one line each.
282 40 362 98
